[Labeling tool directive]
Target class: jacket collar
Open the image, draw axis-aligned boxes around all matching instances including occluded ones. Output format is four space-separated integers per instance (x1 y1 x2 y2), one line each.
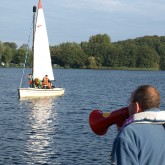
123 108 165 127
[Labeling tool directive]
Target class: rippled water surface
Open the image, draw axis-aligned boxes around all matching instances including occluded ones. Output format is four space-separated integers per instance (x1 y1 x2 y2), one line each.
0 68 165 164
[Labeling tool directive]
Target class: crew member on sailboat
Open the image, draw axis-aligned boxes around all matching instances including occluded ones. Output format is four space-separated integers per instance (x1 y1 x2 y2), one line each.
34 77 42 88
28 73 33 87
42 75 52 89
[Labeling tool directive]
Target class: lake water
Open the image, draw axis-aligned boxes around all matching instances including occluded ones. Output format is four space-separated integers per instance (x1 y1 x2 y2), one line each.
0 68 165 165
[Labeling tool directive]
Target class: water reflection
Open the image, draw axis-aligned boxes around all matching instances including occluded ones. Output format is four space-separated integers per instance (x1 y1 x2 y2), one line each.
24 98 58 164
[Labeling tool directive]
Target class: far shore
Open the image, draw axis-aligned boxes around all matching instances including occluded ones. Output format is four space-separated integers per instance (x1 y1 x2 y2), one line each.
0 66 160 71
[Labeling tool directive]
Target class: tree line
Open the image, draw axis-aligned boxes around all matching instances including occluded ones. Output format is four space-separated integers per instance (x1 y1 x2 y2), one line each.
1 34 165 70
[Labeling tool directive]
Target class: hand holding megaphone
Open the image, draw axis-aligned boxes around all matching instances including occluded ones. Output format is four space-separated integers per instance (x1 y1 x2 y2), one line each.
89 107 129 135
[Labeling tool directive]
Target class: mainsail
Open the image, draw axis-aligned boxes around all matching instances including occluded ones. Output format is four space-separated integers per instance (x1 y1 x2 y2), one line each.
33 0 54 81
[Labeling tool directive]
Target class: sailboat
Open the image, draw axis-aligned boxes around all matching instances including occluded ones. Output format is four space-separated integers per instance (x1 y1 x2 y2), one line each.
18 0 65 99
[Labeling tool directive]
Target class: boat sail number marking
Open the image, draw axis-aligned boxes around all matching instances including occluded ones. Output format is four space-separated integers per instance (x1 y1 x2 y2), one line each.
37 25 42 28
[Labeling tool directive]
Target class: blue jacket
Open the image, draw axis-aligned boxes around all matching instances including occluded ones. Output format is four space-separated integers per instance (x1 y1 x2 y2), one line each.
111 108 165 165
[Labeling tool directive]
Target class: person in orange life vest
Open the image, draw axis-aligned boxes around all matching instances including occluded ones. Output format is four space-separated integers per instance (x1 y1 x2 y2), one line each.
42 75 52 89
28 73 33 87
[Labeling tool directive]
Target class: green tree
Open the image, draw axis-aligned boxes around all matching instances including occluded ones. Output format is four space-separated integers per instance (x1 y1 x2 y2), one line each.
4 42 17 49
51 42 87 68
158 43 165 70
159 55 165 70
136 46 159 68
1 46 12 65
13 45 27 64
86 34 112 67
86 56 97 68
4 42 17 63
104 45 121 67
89 34 111 44
120 43 138 67
0 41 3 63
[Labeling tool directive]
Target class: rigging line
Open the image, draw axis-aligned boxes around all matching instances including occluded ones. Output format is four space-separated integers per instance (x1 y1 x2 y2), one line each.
19 19 33 88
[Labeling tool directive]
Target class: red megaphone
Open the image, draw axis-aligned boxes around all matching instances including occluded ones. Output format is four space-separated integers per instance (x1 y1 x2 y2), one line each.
89 107 129 135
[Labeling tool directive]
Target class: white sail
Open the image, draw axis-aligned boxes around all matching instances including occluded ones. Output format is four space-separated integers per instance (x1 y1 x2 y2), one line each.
33 0 54 81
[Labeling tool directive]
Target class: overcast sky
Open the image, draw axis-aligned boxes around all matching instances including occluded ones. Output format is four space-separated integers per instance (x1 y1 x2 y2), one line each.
0 0 165 46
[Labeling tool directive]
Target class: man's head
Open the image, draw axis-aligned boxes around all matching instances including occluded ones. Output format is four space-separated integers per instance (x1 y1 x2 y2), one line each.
128 85 160 116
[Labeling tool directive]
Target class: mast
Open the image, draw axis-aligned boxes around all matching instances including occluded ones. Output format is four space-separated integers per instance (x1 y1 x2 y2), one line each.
32 6 37 75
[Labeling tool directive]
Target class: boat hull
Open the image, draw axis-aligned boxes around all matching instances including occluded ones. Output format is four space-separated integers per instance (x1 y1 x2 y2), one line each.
18 87 65 99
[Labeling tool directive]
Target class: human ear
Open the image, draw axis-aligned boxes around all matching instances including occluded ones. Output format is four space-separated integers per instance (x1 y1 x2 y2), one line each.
135 102 142 113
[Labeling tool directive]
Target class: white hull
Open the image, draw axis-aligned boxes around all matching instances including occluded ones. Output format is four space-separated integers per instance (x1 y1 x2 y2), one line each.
18 87 65 99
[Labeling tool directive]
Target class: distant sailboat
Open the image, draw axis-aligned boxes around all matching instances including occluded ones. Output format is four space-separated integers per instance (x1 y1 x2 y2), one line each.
18 0 65 99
